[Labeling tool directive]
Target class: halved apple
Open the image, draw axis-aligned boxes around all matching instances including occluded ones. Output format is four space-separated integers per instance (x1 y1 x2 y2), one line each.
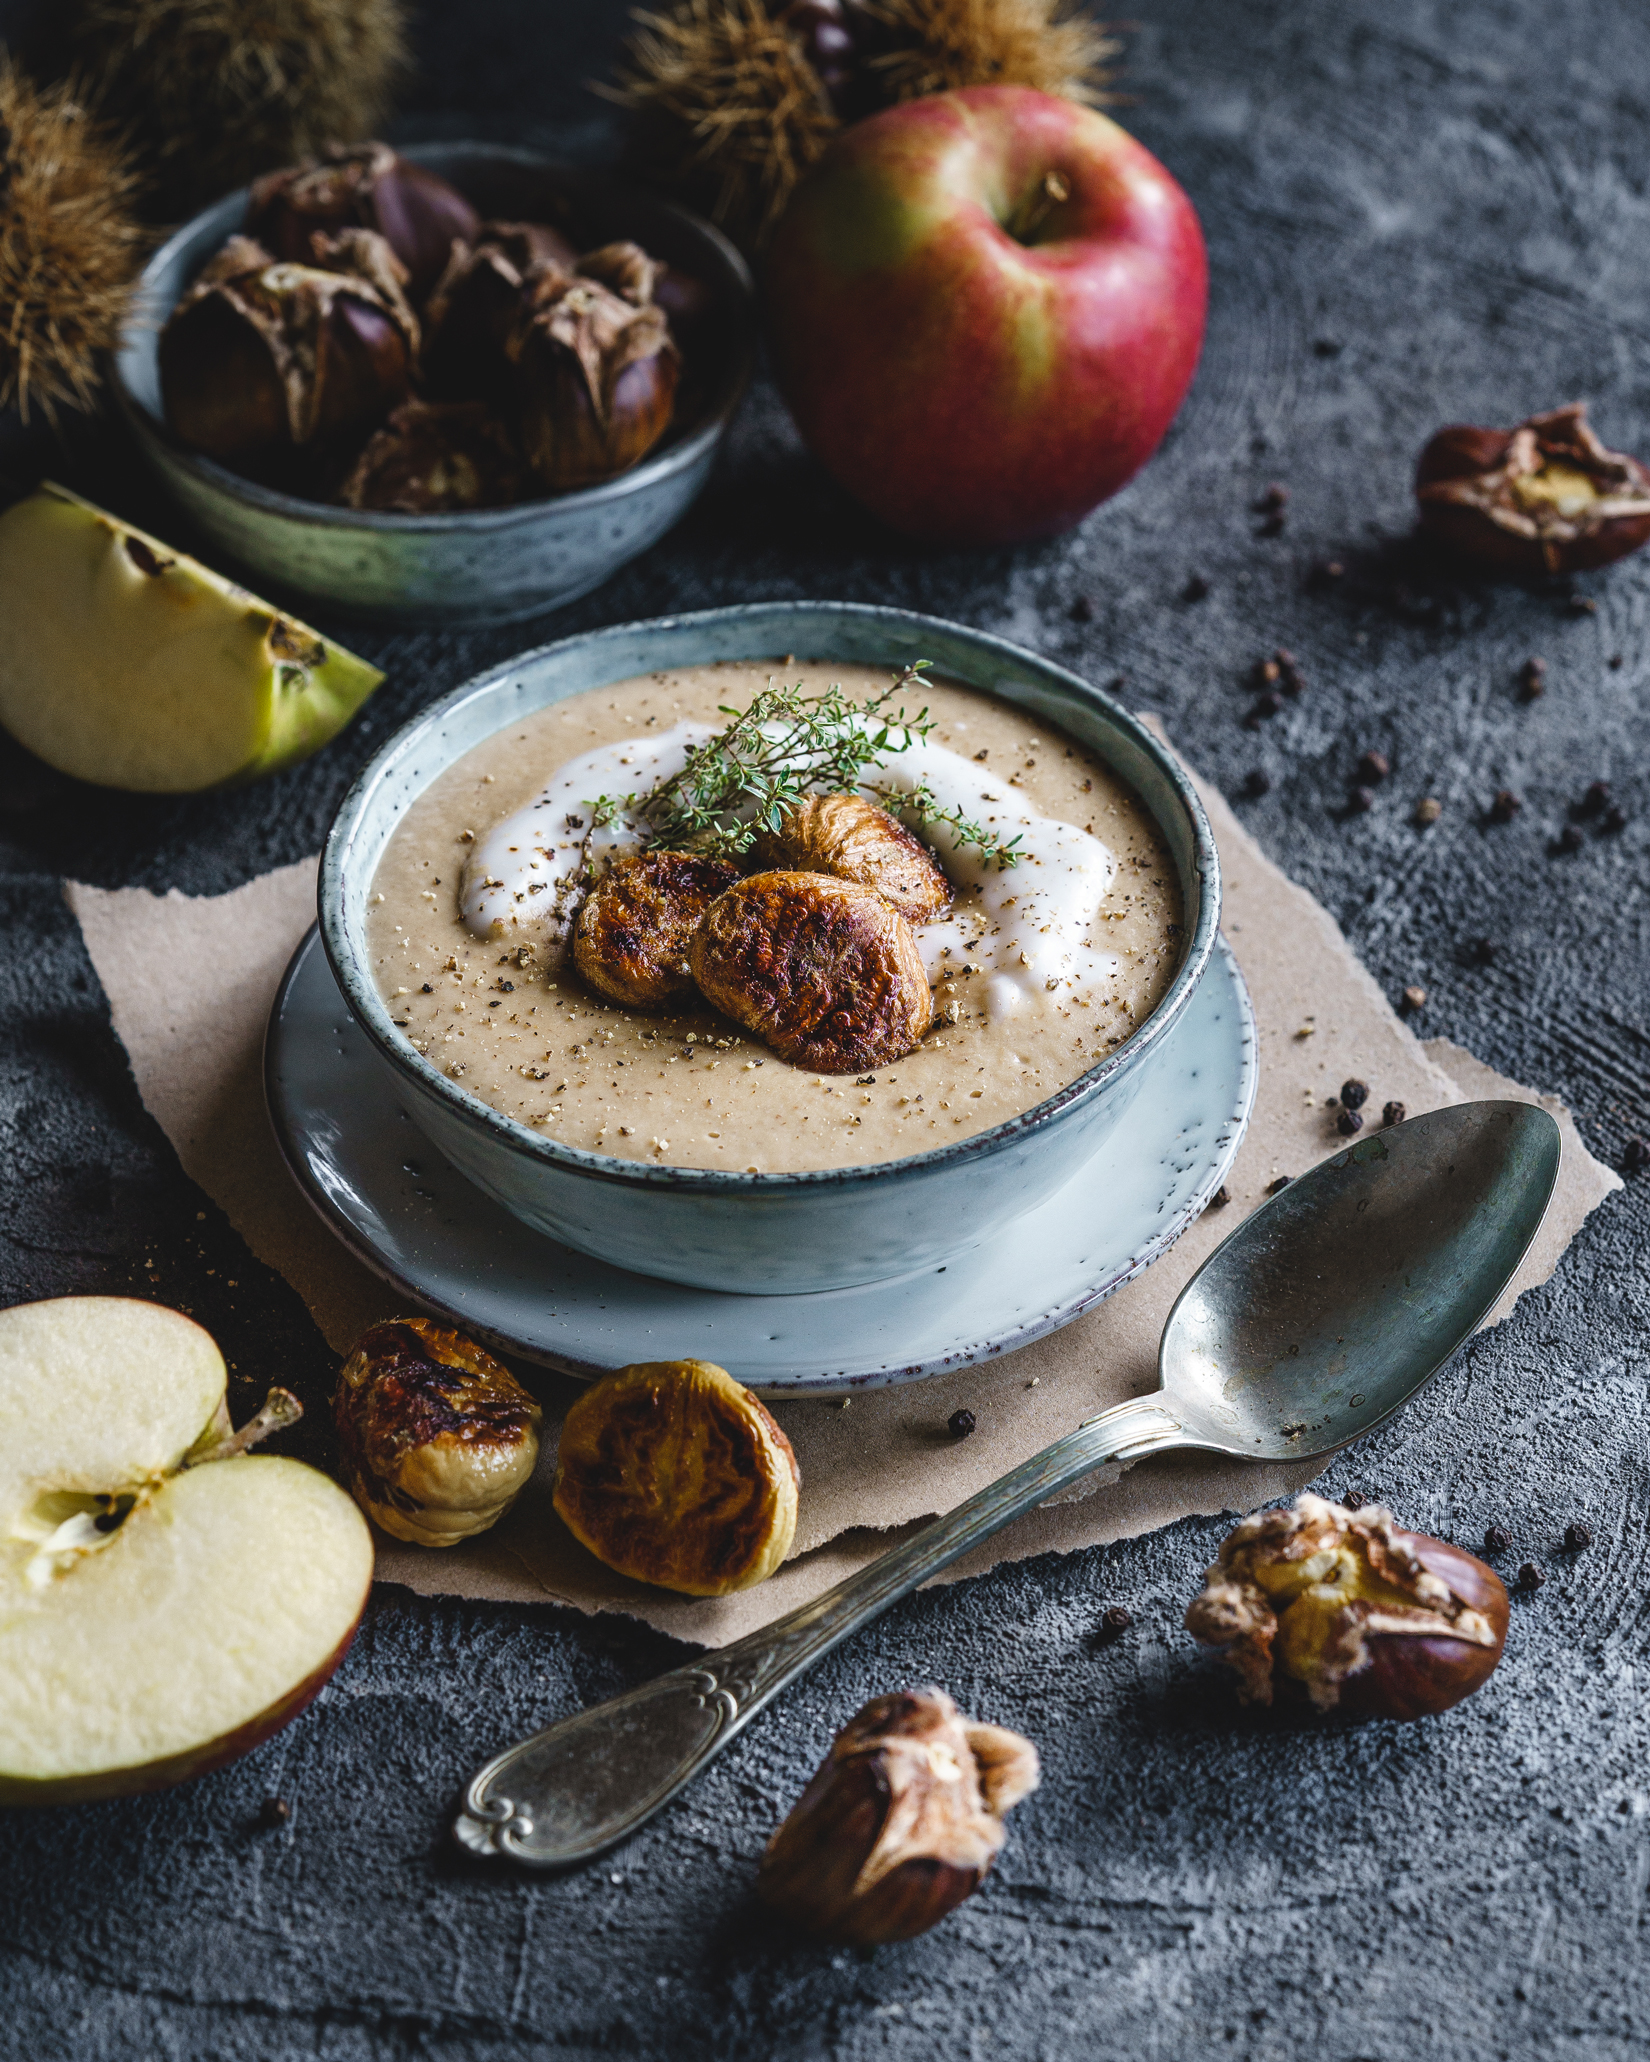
0 483 382 792
0 1297 374 1806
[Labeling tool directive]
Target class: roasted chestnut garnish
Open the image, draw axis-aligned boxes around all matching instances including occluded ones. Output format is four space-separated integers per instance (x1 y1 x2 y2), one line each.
334 1319 542 1546
573 850 744 1007
247 143 481 302
160 233 416 484
751 792 952 923
691 870 933 1073
507 273 680 493
1416 402 1650 575
552 1359 798 1595
760 1688 1039 1945
1185 1493 1508 1721
338 399 528 512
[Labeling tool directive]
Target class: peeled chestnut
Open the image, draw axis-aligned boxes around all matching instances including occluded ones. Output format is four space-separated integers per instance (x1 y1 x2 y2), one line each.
1416 402 1650 575
338 399 528 512
334 1318 542 1547
160 233 416 485
507 274 679 493
760 1688 1039 1945
1185 1493 1508 1721
247 143 481 302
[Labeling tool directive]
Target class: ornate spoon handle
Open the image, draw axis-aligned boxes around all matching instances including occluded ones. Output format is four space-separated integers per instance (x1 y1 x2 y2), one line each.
454 1395 1182 1869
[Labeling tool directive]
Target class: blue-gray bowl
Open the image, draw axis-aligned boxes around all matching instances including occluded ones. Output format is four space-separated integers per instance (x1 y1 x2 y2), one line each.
318 602 1221 1294
111 146 755 625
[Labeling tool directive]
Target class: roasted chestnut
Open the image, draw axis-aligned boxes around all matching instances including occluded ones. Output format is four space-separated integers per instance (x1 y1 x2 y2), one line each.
338 399 528 512
690 870 933 1072
1416 402 1650 575
552 1359 798 1595
334 1319 542 1546
507 273 680 493
160 233 416 485
573 850 744 1007
247 143 481 302
760 1688 1039 1945
750 792 952 923
422 225 573 401
1185 1493 1508 1721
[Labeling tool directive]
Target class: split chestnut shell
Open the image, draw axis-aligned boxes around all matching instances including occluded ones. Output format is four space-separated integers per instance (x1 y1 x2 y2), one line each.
760 1688 1039 1945
1185 1493 1509 1721
1416 402 1650 575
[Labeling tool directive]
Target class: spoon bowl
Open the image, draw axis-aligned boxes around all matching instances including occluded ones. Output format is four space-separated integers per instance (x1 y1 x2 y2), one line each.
455 1098 1561 1869
1161 1101 1562 1460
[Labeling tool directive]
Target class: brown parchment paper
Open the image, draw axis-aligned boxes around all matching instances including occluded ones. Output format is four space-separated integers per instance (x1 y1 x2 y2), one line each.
66 771 1620 1644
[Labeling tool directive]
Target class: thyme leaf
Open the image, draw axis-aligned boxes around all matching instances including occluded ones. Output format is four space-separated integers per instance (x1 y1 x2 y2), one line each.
587 661 1021 867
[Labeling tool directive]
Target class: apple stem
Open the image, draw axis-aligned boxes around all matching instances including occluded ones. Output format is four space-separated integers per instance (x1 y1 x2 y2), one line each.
1006 169 1072 247
189 1386 305 1465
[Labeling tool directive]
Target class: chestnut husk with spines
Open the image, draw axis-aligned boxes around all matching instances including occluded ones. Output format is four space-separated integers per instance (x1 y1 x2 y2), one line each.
159 231 416 486
248 143 481 302
1185 1493 1509 1722
759 1687 1038 1945
1416 402 1650 575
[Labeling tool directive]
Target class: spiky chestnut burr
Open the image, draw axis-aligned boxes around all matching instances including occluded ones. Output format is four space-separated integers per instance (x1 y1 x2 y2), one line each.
1186 1493 1508 1722
75 0 408 218
0 63 147 424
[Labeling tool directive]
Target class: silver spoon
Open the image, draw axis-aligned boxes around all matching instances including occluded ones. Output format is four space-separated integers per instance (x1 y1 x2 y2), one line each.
454 1099 1559 1869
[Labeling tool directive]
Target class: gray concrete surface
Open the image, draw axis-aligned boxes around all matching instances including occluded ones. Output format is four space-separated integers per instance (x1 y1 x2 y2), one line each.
3 1 1650 2054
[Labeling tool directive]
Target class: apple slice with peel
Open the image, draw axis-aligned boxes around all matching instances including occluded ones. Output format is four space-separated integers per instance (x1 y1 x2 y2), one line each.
0 1297 373 1806
0 482 383 793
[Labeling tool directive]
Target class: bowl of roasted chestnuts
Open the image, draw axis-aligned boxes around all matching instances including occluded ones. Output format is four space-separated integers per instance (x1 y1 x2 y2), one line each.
112 142 755 624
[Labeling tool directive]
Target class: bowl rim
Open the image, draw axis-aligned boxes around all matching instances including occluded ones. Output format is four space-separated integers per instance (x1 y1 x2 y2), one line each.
320 603 1222 1194
110 141 757 536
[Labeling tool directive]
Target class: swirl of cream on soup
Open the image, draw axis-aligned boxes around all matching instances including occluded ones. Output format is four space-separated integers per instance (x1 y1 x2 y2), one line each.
460 723 1126 1017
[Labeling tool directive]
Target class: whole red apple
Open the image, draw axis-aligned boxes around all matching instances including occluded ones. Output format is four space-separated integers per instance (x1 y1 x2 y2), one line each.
764 85 1208 546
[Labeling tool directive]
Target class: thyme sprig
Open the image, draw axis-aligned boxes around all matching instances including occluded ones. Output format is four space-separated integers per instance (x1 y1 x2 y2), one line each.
870 776 1024 872
588 660 1022 868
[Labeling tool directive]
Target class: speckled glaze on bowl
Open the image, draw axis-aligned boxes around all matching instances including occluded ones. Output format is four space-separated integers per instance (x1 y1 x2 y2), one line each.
111 146 755 625
318 603 1221 1294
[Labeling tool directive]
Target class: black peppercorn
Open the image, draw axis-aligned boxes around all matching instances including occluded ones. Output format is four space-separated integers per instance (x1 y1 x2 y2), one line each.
1183 573 1209 602
1204 1184 1231 1210
1339 1079 1370 1110
1518 657 1546 701
1382 1100 1406 1127
258 1797 291 1828
1099 1605 1134 1637
1356 749 1391 784
1563 1521 1593 1551
1070 595 1094 623
1342 1489 1367 1511
1242 768 1271 798
1554 824 1584 855
1254 690 1284 718
1255 483 1289 513
1336 1108 1364 1136
1488 789 1521 824
1258 512 1287 537
1602 802 1629 833
1622 1137 1650 1173
1484 1524 1511 1554
1516 1562 1545 1593
947 1408 976 1439
1265 1175 1292 1195
1348 785 1375 813
1469 937 1497 966
1581 779 1610 815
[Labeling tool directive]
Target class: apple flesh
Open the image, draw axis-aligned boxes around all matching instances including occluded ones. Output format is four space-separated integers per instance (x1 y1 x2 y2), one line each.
0 1298 374 1806
0 483 383 793
764 85 1208 546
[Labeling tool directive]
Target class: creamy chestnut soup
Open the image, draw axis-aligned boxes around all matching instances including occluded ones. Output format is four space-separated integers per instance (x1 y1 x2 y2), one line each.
367 662 1182 1173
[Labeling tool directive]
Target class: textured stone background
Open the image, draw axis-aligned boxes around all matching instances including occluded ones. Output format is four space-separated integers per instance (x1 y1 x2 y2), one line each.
4 2 1650 2055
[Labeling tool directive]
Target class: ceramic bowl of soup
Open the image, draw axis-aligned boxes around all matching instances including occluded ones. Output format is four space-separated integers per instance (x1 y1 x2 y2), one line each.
317 601 1220 1293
